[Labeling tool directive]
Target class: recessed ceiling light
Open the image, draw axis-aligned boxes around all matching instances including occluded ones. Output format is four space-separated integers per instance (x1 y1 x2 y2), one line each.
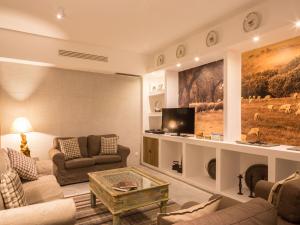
56 8 65 20
194 57 200 62
176 63 181 67
295 20 300 28
253 36 260 42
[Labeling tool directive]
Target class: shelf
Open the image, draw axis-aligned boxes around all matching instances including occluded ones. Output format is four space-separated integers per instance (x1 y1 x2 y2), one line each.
185 175 216 192
163 168 183 177
222 188 254 203
149 90 165 96
148 112 162 117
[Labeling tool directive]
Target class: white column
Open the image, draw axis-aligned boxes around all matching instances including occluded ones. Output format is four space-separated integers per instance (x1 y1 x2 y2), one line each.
224 51 241 141
165 70 179 108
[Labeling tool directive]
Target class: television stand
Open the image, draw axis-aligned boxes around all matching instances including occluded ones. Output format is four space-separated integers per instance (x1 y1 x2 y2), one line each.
170 133 189 137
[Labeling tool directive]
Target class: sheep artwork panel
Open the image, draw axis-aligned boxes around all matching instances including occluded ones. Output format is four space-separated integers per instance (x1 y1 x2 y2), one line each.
179 60 224 136
242 36 300 145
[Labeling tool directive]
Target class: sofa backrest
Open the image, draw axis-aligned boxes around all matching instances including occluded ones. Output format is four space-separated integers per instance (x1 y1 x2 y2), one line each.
174 198 277 225
53 137 88 157
87 134 117 156
0 148 11 210
53 134 118 157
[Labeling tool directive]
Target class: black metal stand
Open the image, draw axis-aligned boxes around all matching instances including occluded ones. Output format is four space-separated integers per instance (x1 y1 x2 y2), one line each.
237 174 243 195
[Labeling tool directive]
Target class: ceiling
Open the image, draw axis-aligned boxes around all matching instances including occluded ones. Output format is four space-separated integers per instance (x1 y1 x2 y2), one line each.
0 0 263 55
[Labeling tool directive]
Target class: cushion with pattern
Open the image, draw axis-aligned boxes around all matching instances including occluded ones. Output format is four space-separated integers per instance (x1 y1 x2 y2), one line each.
157 196 222 225
101 136 118 155
59 138 82 160
0 168 27 209
7 148 38 181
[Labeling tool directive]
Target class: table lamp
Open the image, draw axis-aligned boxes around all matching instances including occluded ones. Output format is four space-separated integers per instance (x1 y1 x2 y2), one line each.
12 117 32 157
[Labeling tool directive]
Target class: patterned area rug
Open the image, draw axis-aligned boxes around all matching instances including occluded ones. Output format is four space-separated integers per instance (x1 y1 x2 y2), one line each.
70 193 179 225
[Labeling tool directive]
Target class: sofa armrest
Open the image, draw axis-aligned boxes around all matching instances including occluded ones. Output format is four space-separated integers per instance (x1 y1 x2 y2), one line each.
180 201 199 210
209 195 240 210
255 180 274 200
117 145 130 163
49 148 65 170
0 199 76 225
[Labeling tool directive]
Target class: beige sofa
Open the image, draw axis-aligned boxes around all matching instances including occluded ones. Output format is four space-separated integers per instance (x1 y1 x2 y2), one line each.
50 134 130 186
0 148 76 225
158 179 299 225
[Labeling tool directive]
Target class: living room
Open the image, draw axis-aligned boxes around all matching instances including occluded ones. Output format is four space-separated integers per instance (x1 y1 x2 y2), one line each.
0 0 300 225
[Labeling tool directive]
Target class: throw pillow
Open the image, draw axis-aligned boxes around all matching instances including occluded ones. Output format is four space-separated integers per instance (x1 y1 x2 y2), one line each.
0 168 27 209
277 176 300 223
268 171 300 207
7 148 38 181
157 196 222 225
101 136 118 155
59 138 82 160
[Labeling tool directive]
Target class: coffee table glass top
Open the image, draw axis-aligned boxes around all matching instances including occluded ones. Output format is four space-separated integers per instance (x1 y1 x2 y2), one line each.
89 167 168 195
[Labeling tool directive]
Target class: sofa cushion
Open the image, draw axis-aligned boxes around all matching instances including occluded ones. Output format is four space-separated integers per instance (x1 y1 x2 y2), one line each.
22 175 63 205
268 172 300 207
0 169 27 209
7 149 38 181
87 134 117 156
92 155 122 164
101 136 118 155
277 176 300 223
59 138 82 160
158 196 222 225
0 148 10 211
174 198 277 225
65 158 95 169
0 148 10 174
54 136 88 157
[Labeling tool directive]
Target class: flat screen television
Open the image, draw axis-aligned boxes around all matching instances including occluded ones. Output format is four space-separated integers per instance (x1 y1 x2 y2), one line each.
162 108 195 136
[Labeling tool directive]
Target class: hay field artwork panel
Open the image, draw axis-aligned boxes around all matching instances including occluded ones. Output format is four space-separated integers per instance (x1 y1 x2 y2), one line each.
179 60 224 136
242 36 300 145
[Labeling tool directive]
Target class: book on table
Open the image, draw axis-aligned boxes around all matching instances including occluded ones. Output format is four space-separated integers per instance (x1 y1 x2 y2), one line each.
112 181 138 192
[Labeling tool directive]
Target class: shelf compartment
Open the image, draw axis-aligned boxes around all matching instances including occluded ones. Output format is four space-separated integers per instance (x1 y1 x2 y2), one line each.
275 158 300 181
148 112 162 117
160 140 183 173
219 149 268 197
149 90 165 96
184 144 217 190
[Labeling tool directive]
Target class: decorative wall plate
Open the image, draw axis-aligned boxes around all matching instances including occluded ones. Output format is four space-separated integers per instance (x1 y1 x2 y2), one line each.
176 45 186 58
156 54 165 67
245 164 268 189
243 12 261 32
206 31 218 47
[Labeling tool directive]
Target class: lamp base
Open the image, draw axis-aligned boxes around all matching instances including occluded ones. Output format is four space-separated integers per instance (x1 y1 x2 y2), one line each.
20 133 31 157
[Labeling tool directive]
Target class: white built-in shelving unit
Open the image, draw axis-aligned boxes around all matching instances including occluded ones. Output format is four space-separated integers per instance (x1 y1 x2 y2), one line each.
142 54 300 202
142 133 300 202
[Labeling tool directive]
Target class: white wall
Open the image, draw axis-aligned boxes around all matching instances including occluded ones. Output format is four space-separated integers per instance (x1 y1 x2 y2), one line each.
0 28 147 76
0 61 142 164
147 0 300 72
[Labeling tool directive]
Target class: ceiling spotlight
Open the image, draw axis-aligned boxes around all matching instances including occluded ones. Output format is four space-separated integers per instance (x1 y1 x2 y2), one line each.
253 36 260 42
176 63 181 68
194 57 200 62
56 7 65 20
295 20 300 28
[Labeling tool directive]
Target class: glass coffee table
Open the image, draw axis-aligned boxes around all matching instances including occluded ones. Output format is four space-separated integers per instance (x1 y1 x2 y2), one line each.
88 167 169 225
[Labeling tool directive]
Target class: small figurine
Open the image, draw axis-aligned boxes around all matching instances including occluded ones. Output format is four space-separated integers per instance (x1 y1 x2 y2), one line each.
249 175 255 198
238 174 243 195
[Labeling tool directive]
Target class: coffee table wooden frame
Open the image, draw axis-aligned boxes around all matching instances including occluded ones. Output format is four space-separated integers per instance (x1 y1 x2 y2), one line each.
88 167 169 225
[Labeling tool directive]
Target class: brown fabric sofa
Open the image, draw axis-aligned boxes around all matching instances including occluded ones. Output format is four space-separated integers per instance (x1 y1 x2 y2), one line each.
0 148 76 225
158 179 300 225
49 134 130 186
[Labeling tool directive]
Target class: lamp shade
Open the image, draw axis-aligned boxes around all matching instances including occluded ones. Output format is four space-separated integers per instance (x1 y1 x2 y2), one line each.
12 117 32 133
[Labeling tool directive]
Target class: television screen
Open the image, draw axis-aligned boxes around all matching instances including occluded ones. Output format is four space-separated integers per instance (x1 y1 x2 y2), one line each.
162 108 195 135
